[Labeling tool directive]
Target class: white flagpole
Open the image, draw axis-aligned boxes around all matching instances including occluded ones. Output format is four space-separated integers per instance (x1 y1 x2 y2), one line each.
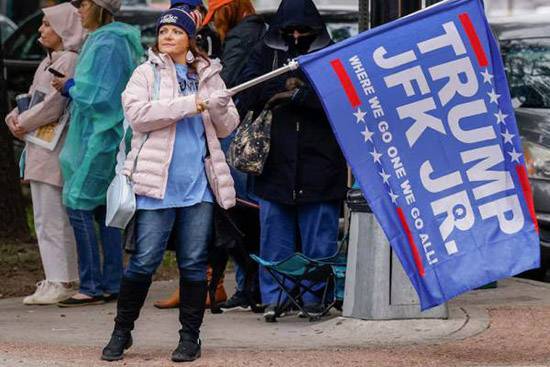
228 59 300 95
204 60 300 103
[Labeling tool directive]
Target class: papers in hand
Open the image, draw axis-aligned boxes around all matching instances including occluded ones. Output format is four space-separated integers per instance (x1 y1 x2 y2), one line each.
24 87 69 151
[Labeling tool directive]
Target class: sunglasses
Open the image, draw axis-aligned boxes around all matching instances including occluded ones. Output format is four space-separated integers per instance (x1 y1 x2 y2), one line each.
281 25 315 36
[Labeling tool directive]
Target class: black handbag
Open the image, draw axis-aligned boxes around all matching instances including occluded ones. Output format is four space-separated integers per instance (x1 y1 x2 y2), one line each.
228 107 272 175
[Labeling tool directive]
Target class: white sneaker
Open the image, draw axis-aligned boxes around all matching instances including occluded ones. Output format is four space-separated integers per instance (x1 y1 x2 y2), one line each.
43 282 77 304
23 281 76 305
23 280 49 305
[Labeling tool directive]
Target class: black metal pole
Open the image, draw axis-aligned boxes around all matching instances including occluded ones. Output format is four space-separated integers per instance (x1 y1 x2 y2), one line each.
425 0 443 6
370 0 440 28
358 0 369 32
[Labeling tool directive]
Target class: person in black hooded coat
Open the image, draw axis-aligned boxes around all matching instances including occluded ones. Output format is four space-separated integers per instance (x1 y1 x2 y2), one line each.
237 0 347 321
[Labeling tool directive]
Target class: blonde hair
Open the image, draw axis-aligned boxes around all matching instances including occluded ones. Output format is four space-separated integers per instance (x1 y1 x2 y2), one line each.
88 1 114 28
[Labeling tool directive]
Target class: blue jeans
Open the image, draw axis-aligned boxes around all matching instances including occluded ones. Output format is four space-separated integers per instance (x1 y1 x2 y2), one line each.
258 199 340 306
235 262 246 292
66 206 123 297
125 202 214 282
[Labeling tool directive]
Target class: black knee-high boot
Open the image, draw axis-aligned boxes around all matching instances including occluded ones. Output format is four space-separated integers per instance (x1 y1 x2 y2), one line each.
171 278 207 362
101 276 152 361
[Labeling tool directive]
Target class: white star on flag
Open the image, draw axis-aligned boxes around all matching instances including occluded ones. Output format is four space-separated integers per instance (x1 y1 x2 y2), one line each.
379 169 391 184
388 189 399 204
501 129 514 144
508 148 522 163
370 147 382 164
354 108 367 124
361 125 374 142
487 89 501 104
480 68 494 84
494 109 508 124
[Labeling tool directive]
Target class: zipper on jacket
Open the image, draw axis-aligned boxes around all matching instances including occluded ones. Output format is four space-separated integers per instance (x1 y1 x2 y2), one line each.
294 120 301 203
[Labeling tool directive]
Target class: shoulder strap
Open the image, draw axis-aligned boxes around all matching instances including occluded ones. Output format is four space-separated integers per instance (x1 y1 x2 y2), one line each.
151 62 161 100
129 63 160 177
272 50 278 71
116 63 160 176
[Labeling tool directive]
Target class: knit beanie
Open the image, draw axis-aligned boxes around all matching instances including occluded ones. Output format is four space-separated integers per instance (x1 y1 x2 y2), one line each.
170 0 203 9
156 7 202 37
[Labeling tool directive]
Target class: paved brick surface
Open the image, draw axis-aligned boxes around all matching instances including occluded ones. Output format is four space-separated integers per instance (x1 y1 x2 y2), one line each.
1 277 550 366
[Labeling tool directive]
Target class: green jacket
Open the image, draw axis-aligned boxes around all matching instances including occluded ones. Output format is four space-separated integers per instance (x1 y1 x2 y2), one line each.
60 22 143 210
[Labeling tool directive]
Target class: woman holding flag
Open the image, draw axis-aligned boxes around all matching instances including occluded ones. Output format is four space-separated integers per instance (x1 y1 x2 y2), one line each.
101 5 238 362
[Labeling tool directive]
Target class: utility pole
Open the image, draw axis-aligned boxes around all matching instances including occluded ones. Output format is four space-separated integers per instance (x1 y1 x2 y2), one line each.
369 0 422 28
363 0 441 29
358 0 369 32
345 0 448 321
355 0 437 188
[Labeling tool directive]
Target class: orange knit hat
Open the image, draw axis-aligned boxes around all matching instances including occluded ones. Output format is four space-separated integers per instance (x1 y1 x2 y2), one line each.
202 0 233 26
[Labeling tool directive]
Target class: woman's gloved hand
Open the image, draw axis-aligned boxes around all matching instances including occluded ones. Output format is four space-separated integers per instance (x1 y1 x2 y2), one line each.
207 89 233 112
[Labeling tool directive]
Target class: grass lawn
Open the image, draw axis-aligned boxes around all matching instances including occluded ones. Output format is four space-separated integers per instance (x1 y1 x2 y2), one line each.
0 240 180 299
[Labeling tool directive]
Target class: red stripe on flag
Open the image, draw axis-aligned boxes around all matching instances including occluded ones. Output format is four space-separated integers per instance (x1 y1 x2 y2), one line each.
397 207 426 277
516 165 539 233
458 12 488 67
330 59 361 108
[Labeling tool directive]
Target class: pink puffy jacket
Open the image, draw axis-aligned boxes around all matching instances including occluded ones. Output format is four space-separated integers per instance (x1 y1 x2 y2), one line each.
122 50 239 209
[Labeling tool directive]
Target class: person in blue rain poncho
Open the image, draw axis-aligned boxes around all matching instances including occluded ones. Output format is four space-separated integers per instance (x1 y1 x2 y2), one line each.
52 0 144 307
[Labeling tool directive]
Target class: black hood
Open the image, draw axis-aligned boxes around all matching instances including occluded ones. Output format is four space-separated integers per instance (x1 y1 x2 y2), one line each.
264 0 331 53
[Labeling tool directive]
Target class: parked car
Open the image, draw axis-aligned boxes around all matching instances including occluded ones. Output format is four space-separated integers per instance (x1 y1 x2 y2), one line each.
3 4 358 112
491 15 550 280
0 14 17 42
2 6 161 111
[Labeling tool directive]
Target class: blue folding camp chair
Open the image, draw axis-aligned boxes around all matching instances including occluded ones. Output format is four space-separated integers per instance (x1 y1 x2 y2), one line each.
250 251 346 322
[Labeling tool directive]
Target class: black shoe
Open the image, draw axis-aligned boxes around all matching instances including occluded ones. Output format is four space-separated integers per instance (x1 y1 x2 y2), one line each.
263 305 277 322
57 295 105 307
103 293 119 303
101 330 133 361
171 337 201 362
263 304 289 322
220 291 250 311
298 303 325 319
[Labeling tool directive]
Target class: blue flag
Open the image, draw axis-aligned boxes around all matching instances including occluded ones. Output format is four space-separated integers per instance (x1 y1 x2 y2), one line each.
298 0 540 310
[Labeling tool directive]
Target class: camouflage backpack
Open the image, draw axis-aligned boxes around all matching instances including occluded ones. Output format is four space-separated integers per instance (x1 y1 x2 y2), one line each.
228 108 272 175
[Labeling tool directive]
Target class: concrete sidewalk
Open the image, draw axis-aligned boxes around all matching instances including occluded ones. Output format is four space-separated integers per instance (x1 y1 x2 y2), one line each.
1 276 550 366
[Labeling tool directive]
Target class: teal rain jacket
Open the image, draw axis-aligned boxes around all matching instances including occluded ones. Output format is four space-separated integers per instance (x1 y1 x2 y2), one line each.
60 22 144 210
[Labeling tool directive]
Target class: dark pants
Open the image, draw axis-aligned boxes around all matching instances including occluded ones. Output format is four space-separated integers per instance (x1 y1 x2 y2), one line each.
258 199 340 305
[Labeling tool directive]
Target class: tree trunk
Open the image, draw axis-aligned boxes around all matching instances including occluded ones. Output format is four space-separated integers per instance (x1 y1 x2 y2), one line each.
0 126 30 241
0 22 30 241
